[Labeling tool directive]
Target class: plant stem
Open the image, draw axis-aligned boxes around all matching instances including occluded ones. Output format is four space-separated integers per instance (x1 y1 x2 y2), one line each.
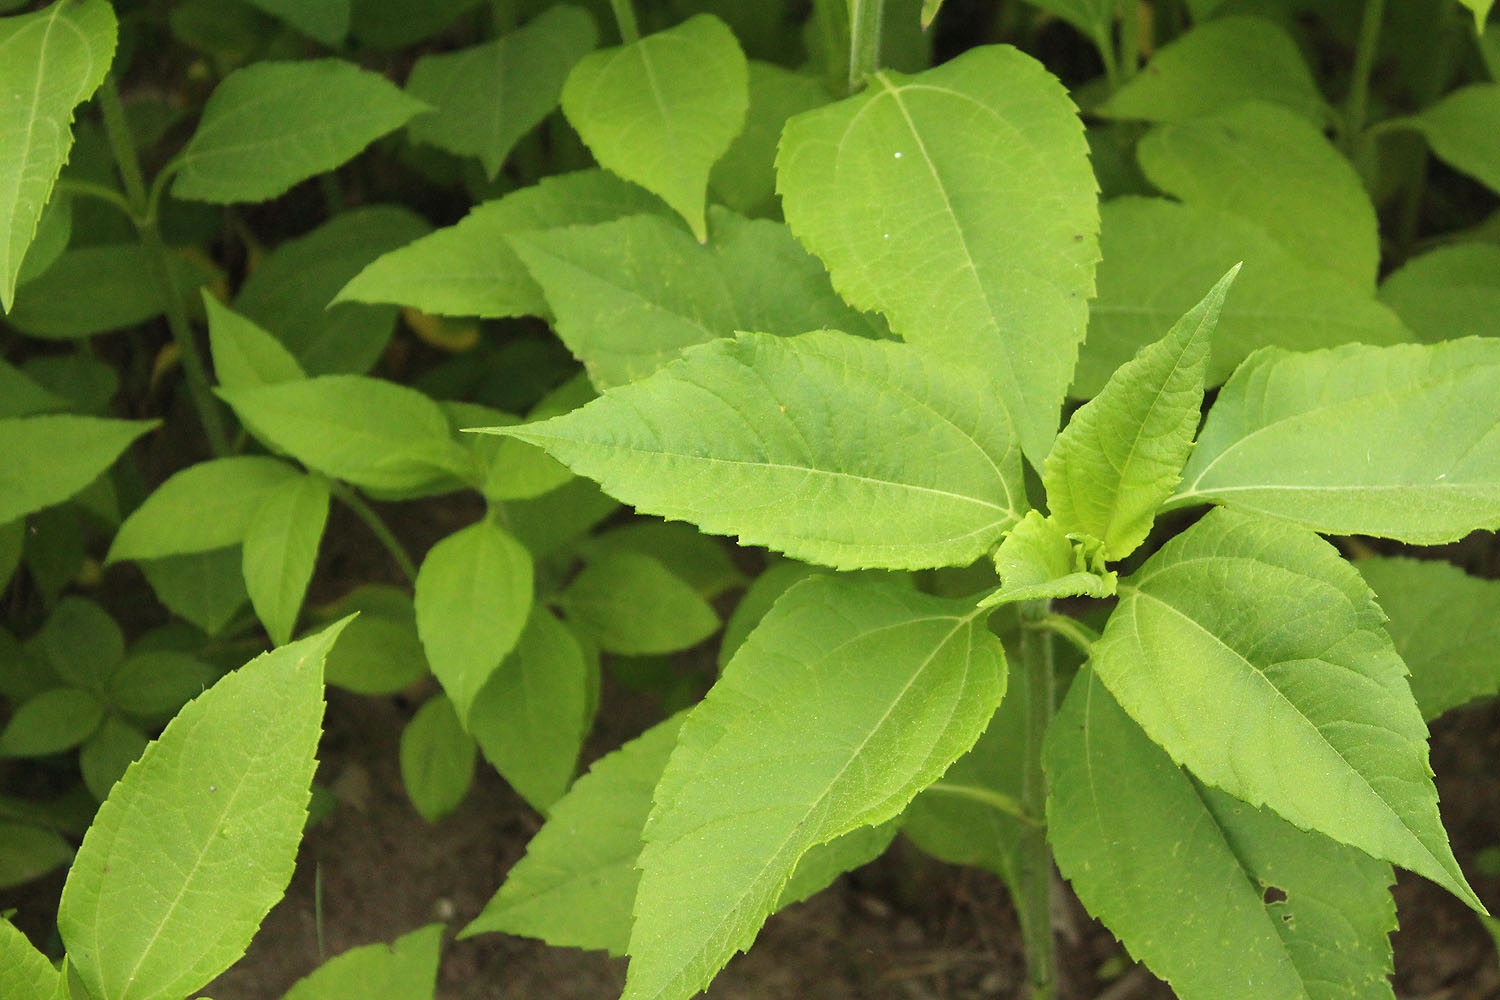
1116 0 1141 85
608 0 639 43
52 178 133 217
98 75 230 457
847 0 886 94
1342 0 1385 151
1024 613 1098 658
1017 599 1057 1000
330 482 419 583
923 782 1042 826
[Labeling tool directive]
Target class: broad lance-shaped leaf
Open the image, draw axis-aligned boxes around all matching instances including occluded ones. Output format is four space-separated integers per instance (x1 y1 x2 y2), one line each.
465 713 893 955
1399 84 1500 198
280 924 443 1000
0 0 116 311
0 415 157 525
508 208 886 389
625 575 1006 1000
1047 667 1397 1000
108 456 301 563
1 916 60 1000
1171 338 1500 544
171 60 428 204
491 330 1026 572
778 44 1098 465
1358 557 1500 722
1045 266 1236 560
57 620 350 1000
1092 507 1481 910
1378 243 1500 344
406 4 596 178
335 169 669 320
242 473 330 647
562 14 747 241
414 518 534 723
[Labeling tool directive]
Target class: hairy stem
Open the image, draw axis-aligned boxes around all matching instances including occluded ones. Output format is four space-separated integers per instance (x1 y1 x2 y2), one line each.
98 75 230 457
1018 599 1057 1000
847 0 886 93
608 0 639 43
330 482 418 583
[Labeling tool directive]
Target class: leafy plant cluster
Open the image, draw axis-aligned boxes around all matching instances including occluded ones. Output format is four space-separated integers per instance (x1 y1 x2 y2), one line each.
3 0 1500 998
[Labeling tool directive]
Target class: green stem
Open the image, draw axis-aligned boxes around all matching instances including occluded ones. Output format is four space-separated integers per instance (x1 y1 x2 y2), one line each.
52 178 133 217
1025 613 1098 658
98 75 230 457
1342 0 1385 152
847 0 885 93
1093 25 1120 91
330 482 418 583
1017 599 1057 1000
607 0 639 43
1116 0 1141 85
923 782 1042 826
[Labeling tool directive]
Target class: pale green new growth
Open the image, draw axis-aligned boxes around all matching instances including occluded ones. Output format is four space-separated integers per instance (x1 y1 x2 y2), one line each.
561 14 747 241
280 924 444 1000
979 511 1114 608
405 5 596 178
1093 508 1481 911
57 620 349 1000
108 457 300 563
557 550 718 655
242 473 330 646
335 169 668 320
400 694 476 823
1047 669 1397 1000
1359 557 1500 722
172 60 428 204
1045 266 1236 559
0 0 117 311
413 518 534 723
492 330 1026 571
0 415 157 526
1173 338 1500 543
0 917 59 1000
777 44 1098 464
625 575 1006 1000
218 375 475 493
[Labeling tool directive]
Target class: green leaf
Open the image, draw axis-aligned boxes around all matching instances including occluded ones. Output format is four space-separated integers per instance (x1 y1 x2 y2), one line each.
0 357 67 418
57 620 346 1000
1 915 60 1000
79 716 148 802
509 208 887 388
233 206 430 375
1025 0 1115 44
0 0 116 311
280 924 443 1000
1173 339 1500 544
1137 103 1378 290
406 5 596 178
1046 667 1398 1000
16 191 70 287
219 375 474 492
204 294 305 391
317 586 429 695
0 820 73 889
625 575 1005 1000
1045 266 1235 559
1379 243 1500 343
469 607 591 813
413 519 533 723
709 62 827 217
399 694 476 823
557 551 718 656
139 549 248 636
503 475 619 558
1092 508 1480 910
38 597 125 690
242 474 331 646
1404 84 1500 197
1358 557 1500 721
335 169 667 319
464 714 687 954
0 415 156 525
239 0 349 46
172 59 428 203
1100 17 1326 124
446 403 573 504
583 521 745 599
5 245 216 339
106 651 215 719
496 331 1025 571
0 687 103 757
0 519 22 592
1074 198 1410 397
717 561 827 668
108 457 301 563
778 44 1097 464
980 511 1115 608
561 14 748 241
